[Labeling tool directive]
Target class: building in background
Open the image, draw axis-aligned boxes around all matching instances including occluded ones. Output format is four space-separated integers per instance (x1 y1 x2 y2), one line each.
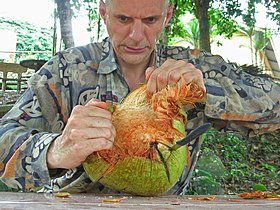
0 29 17 62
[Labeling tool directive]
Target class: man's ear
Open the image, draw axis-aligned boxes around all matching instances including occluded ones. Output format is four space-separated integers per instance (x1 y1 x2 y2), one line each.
99 0 107 23
164 4 174 26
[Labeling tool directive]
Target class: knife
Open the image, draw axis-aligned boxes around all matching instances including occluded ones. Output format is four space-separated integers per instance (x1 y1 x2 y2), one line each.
170 122 212 151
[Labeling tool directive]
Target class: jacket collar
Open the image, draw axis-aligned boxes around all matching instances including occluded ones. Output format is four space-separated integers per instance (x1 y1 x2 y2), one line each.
97 37 118 74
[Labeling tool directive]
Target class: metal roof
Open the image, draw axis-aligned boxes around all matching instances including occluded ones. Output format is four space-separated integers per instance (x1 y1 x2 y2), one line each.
264 37 280 80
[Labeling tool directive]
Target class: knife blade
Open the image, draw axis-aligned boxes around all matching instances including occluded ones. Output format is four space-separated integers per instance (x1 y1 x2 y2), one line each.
170 122 212 151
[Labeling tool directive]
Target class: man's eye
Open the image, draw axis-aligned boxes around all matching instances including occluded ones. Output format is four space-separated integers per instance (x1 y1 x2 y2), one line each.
144 17 157 24
117 15 129 23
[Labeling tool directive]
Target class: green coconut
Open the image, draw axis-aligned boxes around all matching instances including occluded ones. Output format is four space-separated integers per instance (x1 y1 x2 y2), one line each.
83 82 206 196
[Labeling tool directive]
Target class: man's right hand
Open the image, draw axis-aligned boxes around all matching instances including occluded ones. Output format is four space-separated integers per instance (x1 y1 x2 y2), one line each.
46 99 116 169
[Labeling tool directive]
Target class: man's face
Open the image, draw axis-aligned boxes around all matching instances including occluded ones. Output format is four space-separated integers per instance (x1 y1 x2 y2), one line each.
100 0 173 66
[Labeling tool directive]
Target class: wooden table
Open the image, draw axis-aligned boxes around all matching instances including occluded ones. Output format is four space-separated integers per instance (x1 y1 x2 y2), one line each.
0 192 279 210
0 62 28 92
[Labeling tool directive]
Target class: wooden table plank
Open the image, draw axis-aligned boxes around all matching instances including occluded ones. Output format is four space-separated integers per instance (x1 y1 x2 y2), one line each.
0 192 279 210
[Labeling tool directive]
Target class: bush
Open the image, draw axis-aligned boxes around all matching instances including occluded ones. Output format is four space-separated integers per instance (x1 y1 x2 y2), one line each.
187 128 280 195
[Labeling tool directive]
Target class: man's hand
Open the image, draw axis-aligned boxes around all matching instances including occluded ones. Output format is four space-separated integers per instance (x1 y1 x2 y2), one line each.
145 58 205 93
47 99 116 169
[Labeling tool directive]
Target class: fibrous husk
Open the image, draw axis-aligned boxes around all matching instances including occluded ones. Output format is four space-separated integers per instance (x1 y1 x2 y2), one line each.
83 81 205 196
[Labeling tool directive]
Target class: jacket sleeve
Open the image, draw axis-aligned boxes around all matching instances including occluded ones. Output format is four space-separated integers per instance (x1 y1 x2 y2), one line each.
0 54 70 191
188 49 280 136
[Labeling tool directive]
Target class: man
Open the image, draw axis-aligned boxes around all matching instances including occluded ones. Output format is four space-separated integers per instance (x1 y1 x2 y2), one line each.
0 0 280 194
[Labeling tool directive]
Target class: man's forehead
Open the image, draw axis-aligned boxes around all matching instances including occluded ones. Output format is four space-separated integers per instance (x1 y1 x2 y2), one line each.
105 0 169 7
106 0 168 12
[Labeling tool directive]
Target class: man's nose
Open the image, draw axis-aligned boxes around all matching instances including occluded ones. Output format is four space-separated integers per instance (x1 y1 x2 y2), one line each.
129 20 144 41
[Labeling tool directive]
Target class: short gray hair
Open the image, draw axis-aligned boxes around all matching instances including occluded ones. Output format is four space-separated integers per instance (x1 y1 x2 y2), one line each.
104 0 170 8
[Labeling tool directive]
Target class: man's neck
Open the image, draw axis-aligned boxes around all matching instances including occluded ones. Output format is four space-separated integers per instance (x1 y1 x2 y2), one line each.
121 62 147 91
118 52 156 91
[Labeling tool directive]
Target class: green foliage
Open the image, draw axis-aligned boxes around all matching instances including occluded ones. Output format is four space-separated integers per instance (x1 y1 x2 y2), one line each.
216 0 243 19
0 17 53 62
253 30 271 51
253 183 267 191
208 8 238 39
72 0 105 42
168 0 280 48
166 0 191 43
242 0 257 28
186 147 227 195
188 128 280 195
0 180 18 192
261 0 280 31
169 17 199 47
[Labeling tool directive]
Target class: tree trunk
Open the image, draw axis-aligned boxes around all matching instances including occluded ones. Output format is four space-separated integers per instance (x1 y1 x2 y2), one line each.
193 0 211 52
56 0 75 48
52 4 58 55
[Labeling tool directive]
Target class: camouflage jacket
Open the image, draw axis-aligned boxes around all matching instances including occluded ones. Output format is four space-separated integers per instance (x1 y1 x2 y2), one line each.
1 37 280 194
